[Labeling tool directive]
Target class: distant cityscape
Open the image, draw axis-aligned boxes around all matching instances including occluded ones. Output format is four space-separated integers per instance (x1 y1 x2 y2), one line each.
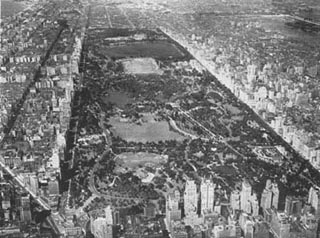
0 0 320 238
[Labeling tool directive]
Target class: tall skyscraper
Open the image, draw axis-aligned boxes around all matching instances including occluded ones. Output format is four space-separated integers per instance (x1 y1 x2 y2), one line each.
24 174 39 196
284 196 293 215
113 210 120 225
20 195 32 223
168 190 180 210
48 179 59 195
184 180 198 216
244 220 254 238
230 190 241 211
91 217 113 238
247 64 258 84
144 203 156 218
285 196 302 216
279 217 291 238
272 183 279 210
261 188 273 211
105 205 114 225
200 179 215 214
261 180 280 211
241 180 252 214
308 186 320 218
251 193 259 217
270 211 291 238
166 190 181 229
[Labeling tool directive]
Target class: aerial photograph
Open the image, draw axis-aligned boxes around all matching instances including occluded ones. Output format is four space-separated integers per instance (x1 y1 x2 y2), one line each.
0 0 320 237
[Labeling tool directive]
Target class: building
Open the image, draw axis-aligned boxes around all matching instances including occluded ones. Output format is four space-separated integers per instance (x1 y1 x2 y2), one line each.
65 227 83 238
91 217 113 238
144 203 156 218
200 179 215 214
251 193 259 217
285 196 302 216
254 219 270 238
184 180 198 216
171 221 188 238
261 180 280 211
20 195 32 223
240 213 270 238
48 179 59 195
184 180 203 227
113 210 120 225
23 173 39 196
105 205 114 225
20 196 30 208
272 183 279 210
300 212 318 238
244 220 254 238
212 224 241 238
308 186 320 218
270 211 290 238
241 180 252 214
261 180 273 211
230 190 241 212
247 64 258 83
166 190 182 227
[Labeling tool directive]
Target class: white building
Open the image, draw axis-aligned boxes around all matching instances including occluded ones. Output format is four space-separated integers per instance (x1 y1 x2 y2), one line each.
91 217 113 238
251 193 259 217
230 190 241 211
308 186 320 218
241 180 252 214
184 180 198 216
261 180 279 211
200 179 215 214
247 64 258 83
105 205 114 225
261 180 273 211
272 183 279 210
166 190 181 228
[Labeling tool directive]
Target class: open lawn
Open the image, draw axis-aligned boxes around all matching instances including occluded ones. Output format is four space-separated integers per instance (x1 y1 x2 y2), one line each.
114 152 167 173
110 113 185 142
120 58 163 75
104 41 185 60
